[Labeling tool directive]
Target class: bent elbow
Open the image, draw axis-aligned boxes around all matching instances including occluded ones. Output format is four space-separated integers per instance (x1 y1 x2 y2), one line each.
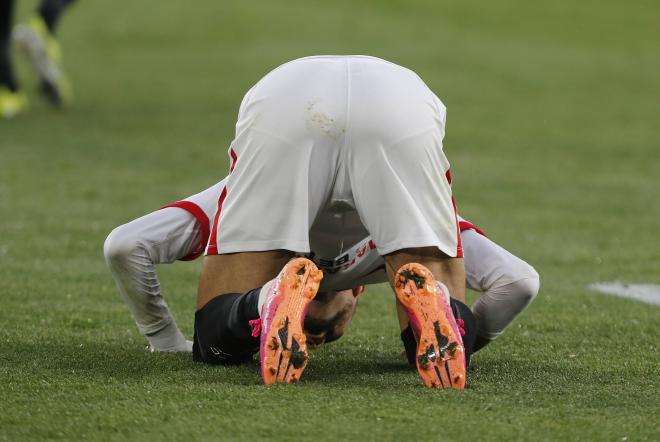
515 268 540 305
103 226 138 265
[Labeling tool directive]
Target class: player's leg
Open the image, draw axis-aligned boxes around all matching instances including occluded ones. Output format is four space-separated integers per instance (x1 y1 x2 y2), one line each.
192 251 294 364
12 0 74 106
385 248 473 369
197 266 358 364
193 57 344 382
190 261 359 360
206 278 362 356
194 193 330 378
0 0 27 118
197 252 293 310
194 124 332 332
462 229 540 351
192 252 291 366
104 207 203 352
349 57 466 388
319 231 478 367
194 255 324 384
387 261 467 389
348 59 464 299
385 248 466 303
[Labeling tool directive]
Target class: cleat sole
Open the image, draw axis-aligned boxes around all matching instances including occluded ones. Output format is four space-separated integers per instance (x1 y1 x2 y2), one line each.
261 258 322 385
395 263 466 389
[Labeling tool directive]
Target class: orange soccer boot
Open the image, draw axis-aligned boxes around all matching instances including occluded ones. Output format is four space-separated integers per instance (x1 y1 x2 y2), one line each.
259 257 323 385
394 263 466 389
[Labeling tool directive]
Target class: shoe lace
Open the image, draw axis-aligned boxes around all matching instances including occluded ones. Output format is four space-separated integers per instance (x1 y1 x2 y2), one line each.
248 318 262 338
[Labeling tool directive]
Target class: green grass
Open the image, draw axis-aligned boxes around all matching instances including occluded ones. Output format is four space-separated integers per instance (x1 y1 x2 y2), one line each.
1 0 659 440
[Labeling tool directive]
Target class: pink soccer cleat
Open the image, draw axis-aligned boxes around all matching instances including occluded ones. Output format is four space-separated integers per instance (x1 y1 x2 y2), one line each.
259 257 323 384
394 263 466 389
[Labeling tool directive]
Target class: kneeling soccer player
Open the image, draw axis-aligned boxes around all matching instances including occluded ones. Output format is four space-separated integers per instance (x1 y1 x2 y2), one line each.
106 56 540 388
105 179 539 384
171 55 469 388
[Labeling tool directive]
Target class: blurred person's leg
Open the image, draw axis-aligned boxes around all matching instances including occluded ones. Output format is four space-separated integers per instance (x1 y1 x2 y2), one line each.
0 0 27 118
0 0 17 91
12 0 74 106
38 0 75 34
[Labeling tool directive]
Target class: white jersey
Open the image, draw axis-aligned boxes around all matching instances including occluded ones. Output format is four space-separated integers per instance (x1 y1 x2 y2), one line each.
106 58 538 350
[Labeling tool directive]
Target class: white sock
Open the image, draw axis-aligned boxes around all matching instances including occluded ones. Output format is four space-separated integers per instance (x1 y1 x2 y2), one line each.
257 278 276 316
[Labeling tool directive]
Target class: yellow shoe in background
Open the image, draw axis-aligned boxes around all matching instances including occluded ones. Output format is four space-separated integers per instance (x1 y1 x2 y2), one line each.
13 16 73 108
0 87 28 119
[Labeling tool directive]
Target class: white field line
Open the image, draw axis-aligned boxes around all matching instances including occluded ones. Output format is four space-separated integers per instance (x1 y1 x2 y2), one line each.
588 282 660 306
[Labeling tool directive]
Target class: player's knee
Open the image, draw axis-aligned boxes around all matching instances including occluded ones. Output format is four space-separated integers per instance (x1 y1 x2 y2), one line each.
103 225 140 265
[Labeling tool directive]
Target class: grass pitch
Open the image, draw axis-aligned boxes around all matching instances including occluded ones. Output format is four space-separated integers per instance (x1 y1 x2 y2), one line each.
1 0 659 440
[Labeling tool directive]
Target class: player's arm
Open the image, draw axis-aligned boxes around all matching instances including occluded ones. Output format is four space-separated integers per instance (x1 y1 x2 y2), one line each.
103 180 226 352
104 207 201 352
461 228 540 350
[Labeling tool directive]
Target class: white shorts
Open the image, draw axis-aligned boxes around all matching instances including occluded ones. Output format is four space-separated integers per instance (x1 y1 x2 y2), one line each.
206 55 460 259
